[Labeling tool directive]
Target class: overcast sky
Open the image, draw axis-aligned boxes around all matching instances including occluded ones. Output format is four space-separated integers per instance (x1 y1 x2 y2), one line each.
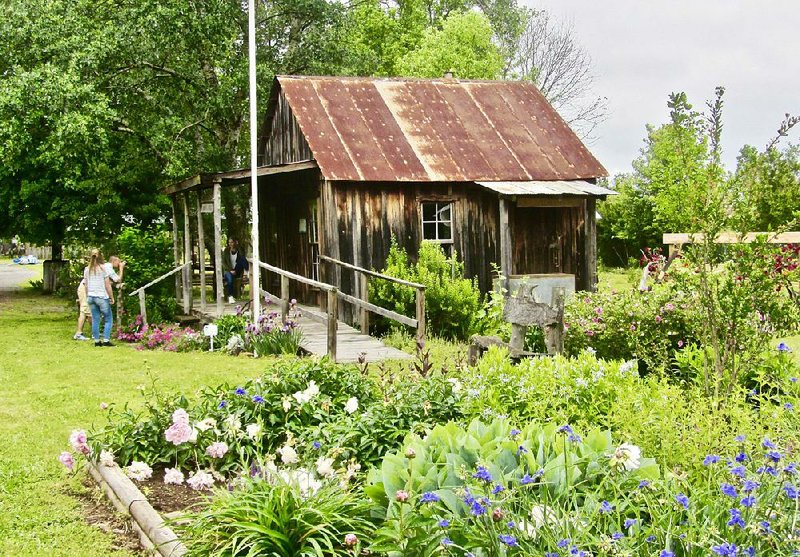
524 0 800 176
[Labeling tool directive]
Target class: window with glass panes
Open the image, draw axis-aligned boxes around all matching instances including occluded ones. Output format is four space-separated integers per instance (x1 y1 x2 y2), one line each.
421 201 453 243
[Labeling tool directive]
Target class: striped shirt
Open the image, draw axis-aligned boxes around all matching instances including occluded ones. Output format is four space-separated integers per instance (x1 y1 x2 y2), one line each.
84 266 110 298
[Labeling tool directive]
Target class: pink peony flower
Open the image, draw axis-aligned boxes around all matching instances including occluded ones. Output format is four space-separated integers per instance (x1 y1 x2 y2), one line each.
164 468 185 485
69 430 91 455
126 461 153 481
395 490 409 502
165 420 193 445
172 408 190 424
655 315 663 324
205 441 229 459
344 534 358 547
58 451 74 471
186 470 215 490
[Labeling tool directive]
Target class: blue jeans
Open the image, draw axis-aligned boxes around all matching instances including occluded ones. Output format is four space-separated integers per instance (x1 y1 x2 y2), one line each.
88 296 113 341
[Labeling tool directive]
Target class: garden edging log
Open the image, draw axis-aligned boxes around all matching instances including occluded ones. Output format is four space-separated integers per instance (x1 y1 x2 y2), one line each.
87 461 186 557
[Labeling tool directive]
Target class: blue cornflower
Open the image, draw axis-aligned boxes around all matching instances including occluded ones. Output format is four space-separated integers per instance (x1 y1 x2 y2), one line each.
730 465 746 478
675 493 689 509
785 462 798 475
545 554 559 557
235 387 247 396
252 395 265 404
510 428 521 438
704 454 721 466
660 551 675 557
533 468 544 478
646 535 657 543
767 451 783 463
557 538 571 548
727 508 745 529
441 537 453 547
712 542 738 556
498 534 518 547
735 452 748 463
778 342 792 352
721 483 738 498
438 519 449 527
743 480 760 492
784 484 798 500
312 441 322 450
763 438 776 450
420 492 440 503
599 500 614 513
492 484 504 494
740 495 756 508
473 466 493 483
764 466 778 476
218 400 227 408
785 403 794 411
624 518 637 529
745 546 755 557
516 445 528 455
735 434 747 443
611 532 624 541
638 480 650 489
507 520 516 529
759 520 771 534
791 377 798 383
520 473 534 485
558 424 574 435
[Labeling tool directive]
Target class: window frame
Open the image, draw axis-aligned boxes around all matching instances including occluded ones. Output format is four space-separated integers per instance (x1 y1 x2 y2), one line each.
420 200 455 244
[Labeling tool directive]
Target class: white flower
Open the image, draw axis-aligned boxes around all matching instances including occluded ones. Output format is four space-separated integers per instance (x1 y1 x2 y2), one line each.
575 378 588 388
206 441 229 459
447 378 462 393
246 423 262 440
344 397 359 414
196 418 217 432
292 381 320 405
163 468 185 485
99 449 115 467
609 443 642 471
585 346 597 355
316 456 336 477
305 380 319 398
224 414 242 433
619 360 637 376
344 461 361 481
282 398 292 412
172 408 190 425
278 444 299 465
188 427 199 444
126 461 153 481
186 470 215 490
530 504 559 529
278 467 322 498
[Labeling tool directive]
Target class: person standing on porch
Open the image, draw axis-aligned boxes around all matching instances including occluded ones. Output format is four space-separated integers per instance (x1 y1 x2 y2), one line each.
83 249 115 346
222 238 249 303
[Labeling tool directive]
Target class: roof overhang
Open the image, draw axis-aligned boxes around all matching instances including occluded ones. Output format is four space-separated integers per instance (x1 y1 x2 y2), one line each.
476 180 617 198
162 160 318 196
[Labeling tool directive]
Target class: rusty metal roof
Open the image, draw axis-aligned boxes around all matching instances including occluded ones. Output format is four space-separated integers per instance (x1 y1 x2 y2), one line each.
273 76 607 182
476 180 617 197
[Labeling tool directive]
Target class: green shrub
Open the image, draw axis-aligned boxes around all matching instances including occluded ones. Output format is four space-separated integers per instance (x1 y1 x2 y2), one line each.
214 314 247 348
177 478 375 556
371 240 481 340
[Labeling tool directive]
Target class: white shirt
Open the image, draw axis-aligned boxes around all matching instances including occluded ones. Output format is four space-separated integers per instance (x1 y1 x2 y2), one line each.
84 266 110 298
229 251 238 269
102 262 120 282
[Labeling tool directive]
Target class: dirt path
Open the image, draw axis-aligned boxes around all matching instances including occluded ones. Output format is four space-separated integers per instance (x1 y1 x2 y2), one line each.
0 262 40 291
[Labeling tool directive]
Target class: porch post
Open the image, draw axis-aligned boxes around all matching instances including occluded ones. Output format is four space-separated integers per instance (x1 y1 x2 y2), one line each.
585 198 598 292
182 193 193 314
171 196 181 302
498 197 513 293
213 180 224 316
196 193 206 312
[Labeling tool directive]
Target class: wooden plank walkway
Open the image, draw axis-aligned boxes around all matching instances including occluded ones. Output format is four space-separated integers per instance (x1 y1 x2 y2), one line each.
190 299 413 363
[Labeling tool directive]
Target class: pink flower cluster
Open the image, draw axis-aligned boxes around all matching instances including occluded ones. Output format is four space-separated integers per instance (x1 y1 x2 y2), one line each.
69 429 91 456
206 441 228 459
165 408 193 445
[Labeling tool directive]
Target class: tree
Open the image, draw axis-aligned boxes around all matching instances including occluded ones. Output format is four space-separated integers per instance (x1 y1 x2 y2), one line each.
508 9 607 139
397 11 504 79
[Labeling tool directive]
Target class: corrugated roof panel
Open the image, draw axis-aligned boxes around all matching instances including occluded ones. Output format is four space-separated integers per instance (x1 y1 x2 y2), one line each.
274 76 607 182
476 180 617 197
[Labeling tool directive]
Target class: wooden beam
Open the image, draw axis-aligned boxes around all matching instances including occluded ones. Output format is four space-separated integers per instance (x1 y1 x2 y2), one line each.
517 197 584 208
196 194 206 312
498 198 513 290
171 197 181 303
318 255 425 289
138 290 148 330
359 274 369 333
337 290 418 328
162 174 202 196
182 193 192 314
216 160 317 182
213 181 224 316
663 232 800 245
416 287 426 344
327 288 338 362
585 198 597 292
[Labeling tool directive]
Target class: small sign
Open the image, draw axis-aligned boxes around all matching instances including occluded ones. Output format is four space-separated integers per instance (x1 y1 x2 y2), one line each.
200 202 214 214
203 323 218 352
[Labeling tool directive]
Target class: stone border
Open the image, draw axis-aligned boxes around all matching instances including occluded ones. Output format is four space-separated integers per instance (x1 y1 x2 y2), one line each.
87 461 187 556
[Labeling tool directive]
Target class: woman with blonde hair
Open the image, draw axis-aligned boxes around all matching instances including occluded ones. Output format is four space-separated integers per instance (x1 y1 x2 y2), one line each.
83 249 115 346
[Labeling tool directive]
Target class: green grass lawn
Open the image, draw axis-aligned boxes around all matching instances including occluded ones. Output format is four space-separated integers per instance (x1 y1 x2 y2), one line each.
0 291 277 556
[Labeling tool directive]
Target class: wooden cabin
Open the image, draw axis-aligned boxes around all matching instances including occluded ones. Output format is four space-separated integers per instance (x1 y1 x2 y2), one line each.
165 75 610 321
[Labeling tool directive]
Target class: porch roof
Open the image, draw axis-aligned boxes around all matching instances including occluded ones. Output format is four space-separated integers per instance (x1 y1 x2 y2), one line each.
476 180 617 198
162 160 317 196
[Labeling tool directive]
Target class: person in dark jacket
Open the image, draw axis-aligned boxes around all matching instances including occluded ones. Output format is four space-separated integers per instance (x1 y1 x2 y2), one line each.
222 238 249 303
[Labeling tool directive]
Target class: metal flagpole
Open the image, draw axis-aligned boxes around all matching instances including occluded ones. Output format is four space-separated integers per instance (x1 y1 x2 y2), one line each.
248 0 261 320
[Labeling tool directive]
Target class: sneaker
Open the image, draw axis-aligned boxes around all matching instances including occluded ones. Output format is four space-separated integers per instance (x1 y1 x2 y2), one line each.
102 340 114 347
95 341 102 347
227 296 236 304
73 333 88 341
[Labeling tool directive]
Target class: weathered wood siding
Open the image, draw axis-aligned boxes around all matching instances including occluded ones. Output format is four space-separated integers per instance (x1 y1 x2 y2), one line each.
321 182 501 311
262 91 312 166
511 203 588 290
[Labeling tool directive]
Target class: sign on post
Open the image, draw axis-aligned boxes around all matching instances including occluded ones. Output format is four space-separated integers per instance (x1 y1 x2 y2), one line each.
203 323 218 352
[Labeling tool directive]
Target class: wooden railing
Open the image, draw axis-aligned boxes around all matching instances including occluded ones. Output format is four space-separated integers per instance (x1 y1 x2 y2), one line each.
128 263 189 328
319 255 426 343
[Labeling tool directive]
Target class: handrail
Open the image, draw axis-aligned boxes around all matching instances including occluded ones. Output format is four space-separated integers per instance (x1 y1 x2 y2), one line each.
318 255 425 289
128 263 189 296
257 261 336 292
320 254 425 343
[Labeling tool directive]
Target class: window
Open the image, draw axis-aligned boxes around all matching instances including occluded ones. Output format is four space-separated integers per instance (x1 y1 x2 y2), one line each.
421 201 453 243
